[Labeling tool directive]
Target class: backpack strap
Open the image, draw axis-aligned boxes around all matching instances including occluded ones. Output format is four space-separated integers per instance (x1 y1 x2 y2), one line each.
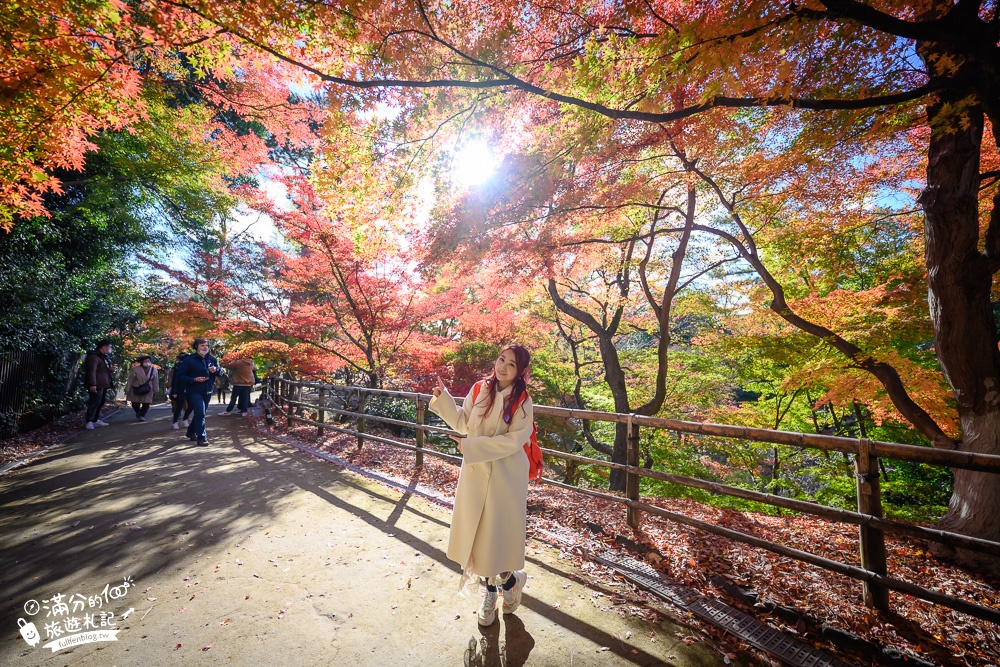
470 380 484 408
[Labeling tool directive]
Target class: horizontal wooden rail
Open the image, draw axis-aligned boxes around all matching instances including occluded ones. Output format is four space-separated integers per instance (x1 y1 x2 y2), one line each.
538 447 1000 556
267 377 1000 625
278 379 1000 472
281 411 463 465
282 396 459 437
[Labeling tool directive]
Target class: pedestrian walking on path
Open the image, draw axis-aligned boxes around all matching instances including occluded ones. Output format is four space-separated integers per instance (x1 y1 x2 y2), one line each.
215 372 230 405
125 355 159 421
220 356 256 416
176 337 221 446
167 352 193 429
429 344 533 627
83 339 114 430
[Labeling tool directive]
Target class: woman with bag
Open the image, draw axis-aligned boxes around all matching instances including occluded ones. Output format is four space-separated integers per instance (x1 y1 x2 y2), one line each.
429 344 533 627
125 355 159 421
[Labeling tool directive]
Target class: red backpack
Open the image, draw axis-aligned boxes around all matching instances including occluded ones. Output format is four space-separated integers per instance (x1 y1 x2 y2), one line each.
471 381 543 483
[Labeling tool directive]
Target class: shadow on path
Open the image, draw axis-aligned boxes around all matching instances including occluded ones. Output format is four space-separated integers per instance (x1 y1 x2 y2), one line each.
0 405 732 667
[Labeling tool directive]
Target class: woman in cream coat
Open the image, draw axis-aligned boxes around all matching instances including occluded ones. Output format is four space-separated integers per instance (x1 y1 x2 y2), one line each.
125 355 159 421
430 344 533 627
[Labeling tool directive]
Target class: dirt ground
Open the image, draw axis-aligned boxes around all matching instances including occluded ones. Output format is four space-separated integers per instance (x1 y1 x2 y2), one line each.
0 402 738 667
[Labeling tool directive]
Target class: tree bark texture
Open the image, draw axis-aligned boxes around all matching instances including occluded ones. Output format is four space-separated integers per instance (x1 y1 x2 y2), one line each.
918 34 1000 574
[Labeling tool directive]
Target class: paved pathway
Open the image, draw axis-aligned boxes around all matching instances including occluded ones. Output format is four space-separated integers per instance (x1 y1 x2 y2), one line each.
0 403 734 666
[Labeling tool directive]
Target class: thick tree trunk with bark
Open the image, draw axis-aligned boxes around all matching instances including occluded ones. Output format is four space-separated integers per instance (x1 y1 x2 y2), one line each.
918 41 1000 574
936 413 1000 573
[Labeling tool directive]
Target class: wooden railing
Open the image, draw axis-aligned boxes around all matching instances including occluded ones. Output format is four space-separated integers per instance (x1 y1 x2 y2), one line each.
266 377 1000 625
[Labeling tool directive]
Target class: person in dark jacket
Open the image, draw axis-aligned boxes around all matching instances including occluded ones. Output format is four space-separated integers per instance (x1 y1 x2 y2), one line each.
168 352 193 430
176 337 221 446
83 339 114 430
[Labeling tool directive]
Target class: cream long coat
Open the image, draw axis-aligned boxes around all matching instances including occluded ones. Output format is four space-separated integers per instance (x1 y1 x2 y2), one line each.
429 382 533 577
125 365 159 403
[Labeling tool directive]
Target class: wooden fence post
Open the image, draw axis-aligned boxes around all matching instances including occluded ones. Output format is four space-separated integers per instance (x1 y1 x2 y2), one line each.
626 416 641 529
317 386 326 436
415 397 426 466
356 389 367 450
286 380 293 427
855 438 889 610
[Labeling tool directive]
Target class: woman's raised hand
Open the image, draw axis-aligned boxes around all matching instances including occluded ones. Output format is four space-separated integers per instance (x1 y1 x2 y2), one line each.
432 376 446 398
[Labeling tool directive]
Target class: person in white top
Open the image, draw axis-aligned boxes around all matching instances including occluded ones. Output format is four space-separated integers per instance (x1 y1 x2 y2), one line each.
430 344 533 627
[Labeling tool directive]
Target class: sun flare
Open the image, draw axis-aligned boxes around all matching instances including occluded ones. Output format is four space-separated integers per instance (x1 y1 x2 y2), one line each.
452 139 498 187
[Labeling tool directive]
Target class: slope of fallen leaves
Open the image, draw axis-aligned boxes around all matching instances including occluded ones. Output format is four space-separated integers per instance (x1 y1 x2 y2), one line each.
266 417 999 667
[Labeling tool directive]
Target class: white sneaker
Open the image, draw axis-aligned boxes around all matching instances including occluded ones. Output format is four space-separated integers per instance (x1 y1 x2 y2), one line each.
95 420 110 427
171 422 179 430
477 589 498 627
181 420 190 427
501 570 527 614
85 422 95 430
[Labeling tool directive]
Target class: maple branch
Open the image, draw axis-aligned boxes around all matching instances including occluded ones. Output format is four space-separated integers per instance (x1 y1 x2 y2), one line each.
694 220 953 447
638 189 672 321
980 170 1000 189
652 132 953 445
635 182 695 417
283 237 381 381
547 276 628 403
610 241 635 334
386 100 481 199
180 79 305 114
674 256 740 295
329 263 378 371
298 336 374 377
165 1 951 123
641 0 677 31
776 388 805 430
505 196 686 231
809 0 995 44
676 148 759 257
553 224 688 249
552 314 614 456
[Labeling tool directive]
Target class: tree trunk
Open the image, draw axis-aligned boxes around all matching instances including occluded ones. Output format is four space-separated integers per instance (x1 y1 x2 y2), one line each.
918 42 1000 574
546 277 633 491
935 413 1000 573
600 335 631 492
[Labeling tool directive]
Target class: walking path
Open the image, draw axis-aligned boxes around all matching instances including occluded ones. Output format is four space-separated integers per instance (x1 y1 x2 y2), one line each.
0 403 736 666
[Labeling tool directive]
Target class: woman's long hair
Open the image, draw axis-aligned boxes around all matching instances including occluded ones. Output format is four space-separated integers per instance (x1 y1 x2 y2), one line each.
477 344 531 424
